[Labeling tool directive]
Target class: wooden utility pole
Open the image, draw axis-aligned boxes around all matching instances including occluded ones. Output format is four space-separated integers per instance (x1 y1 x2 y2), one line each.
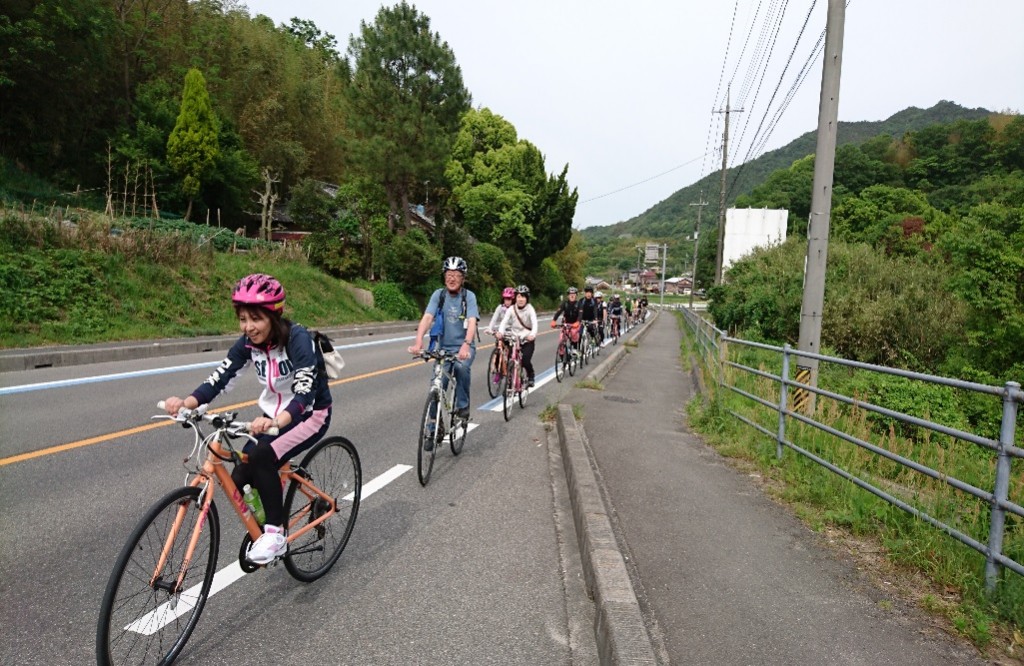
795 0 846 413
689 193 708 309
713 87 743 285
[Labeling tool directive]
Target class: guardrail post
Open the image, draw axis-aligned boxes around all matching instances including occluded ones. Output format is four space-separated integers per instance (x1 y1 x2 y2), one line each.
985 381 1020 592
717 335 727 388
777 344 790 459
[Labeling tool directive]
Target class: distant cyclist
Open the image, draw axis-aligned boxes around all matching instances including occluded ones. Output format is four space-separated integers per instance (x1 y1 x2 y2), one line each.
580 286 600 346
608 294 624 338
551 286 583 356
496 285 539 387
162 273 333 565
485 287 515 337
594 291 607 341
408 256 480 421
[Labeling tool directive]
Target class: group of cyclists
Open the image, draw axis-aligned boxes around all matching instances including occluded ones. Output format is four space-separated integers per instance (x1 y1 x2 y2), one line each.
160 256 650 566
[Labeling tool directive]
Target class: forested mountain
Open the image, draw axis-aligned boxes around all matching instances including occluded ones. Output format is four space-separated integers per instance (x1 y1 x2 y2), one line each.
582 101 991 245
581 99 995 278
0 0 580 308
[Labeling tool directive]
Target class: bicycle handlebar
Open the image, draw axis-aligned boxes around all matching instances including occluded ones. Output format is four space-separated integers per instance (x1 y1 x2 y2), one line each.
155 401 279 437
416 349 459 362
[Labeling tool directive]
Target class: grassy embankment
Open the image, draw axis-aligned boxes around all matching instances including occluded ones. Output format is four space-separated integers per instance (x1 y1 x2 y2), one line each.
0 204 392 349
675 312 1024 658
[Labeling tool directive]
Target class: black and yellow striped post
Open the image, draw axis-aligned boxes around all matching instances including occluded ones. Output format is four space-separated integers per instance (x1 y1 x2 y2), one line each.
793 365 812 415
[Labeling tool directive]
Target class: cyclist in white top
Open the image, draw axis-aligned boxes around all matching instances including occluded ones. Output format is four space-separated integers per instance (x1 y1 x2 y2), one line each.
485 287 515 335
497 285 539 387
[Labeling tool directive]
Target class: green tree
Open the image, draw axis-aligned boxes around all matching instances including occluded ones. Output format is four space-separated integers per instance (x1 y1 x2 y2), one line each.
446 108 577 268
343 2 471 230
522 164 578 269
166 68 219 220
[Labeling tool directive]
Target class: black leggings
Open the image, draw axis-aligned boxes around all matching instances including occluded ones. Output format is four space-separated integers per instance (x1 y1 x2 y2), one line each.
520 339 535 380
232 442 285 526
231 410 331 527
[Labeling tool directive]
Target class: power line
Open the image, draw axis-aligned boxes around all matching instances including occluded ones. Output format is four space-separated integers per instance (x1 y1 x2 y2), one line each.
578 154 706 204
699 0 742 182
738 0 819 167
731 0 792 168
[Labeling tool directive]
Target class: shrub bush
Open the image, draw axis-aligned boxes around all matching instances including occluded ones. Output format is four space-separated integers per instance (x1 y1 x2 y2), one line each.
372 282 420 320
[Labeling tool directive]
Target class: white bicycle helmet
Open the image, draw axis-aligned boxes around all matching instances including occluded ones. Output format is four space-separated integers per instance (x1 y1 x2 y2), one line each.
442 256 467 274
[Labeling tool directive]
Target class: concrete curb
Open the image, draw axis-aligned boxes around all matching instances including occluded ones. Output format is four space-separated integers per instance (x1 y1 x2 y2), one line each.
583 311 657 386
556 405 658 665
553 312 661 664
0 321 418 373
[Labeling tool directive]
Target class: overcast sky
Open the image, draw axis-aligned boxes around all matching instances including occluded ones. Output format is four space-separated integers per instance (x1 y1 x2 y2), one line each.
242 0 1024 230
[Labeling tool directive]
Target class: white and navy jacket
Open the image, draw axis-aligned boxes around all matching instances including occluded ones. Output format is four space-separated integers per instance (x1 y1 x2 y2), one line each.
191 323 332 421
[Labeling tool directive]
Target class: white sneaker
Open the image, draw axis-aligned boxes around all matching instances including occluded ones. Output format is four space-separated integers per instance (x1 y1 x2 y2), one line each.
247 525 287 564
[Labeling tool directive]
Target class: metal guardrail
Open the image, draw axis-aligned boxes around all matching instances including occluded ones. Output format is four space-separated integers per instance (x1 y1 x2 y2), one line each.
679 307 1022 593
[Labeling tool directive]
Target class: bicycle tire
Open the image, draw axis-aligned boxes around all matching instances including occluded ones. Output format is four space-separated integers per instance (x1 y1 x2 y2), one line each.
555 344 566 382
502 367 513 421
97 486 219 666
486 347 503 399
283 436 362 582
568 349 577 376
450 414 467 455
417 392 439 486
518 383 528 408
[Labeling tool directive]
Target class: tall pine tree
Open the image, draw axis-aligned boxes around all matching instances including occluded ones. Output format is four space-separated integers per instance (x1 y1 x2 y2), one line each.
167 68 219 221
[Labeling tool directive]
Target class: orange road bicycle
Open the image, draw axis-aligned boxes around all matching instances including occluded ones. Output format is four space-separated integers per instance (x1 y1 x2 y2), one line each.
502 334 529 421
96 404 361 666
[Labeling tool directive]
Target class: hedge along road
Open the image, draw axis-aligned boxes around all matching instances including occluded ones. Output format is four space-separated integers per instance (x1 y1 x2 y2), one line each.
0 328 597 665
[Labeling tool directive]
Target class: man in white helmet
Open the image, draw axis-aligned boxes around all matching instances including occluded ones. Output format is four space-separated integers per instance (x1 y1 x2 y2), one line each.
409 257 480 428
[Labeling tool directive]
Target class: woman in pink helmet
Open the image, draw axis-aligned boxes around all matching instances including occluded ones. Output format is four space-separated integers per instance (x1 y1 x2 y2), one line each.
485 287 516 336
162 274 334 565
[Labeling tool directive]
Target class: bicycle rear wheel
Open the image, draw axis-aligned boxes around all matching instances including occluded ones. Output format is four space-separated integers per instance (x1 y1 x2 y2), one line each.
450 413 467 455
502 367 514 421
417 393 439 486
97 486 219 666
283 436 362 582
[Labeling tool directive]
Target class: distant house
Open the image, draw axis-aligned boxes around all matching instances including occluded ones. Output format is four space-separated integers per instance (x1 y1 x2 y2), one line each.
585 276 612 291
663 277 694 294
408 203 436 235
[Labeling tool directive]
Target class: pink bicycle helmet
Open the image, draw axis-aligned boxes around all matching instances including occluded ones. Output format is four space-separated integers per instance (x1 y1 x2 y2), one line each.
232 273 285 312
502 287 515 299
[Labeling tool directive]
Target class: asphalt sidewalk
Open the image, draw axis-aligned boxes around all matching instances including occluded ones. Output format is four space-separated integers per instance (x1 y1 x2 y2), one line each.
556 311 986 665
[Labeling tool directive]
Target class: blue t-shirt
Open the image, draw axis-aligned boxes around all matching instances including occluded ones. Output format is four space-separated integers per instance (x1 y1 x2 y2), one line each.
425 288 480 351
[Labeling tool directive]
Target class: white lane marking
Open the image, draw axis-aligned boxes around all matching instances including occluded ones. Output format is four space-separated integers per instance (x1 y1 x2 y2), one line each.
481 368 556 412
126 464 412 635
343 463 411 501
0 336 417 396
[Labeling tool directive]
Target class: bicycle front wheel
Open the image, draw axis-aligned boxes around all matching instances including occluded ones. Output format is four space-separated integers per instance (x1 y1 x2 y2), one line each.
502 370 513 421
486 347 503 399
97 486 219 666
284 436 362 582
555 345 566 382
417 393 439 485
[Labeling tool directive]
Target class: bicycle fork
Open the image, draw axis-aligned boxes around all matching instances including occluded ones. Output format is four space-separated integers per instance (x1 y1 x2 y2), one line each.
151 477 215 596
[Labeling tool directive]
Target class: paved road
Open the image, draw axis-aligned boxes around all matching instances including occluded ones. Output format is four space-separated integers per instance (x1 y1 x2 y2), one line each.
0 325 630 665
